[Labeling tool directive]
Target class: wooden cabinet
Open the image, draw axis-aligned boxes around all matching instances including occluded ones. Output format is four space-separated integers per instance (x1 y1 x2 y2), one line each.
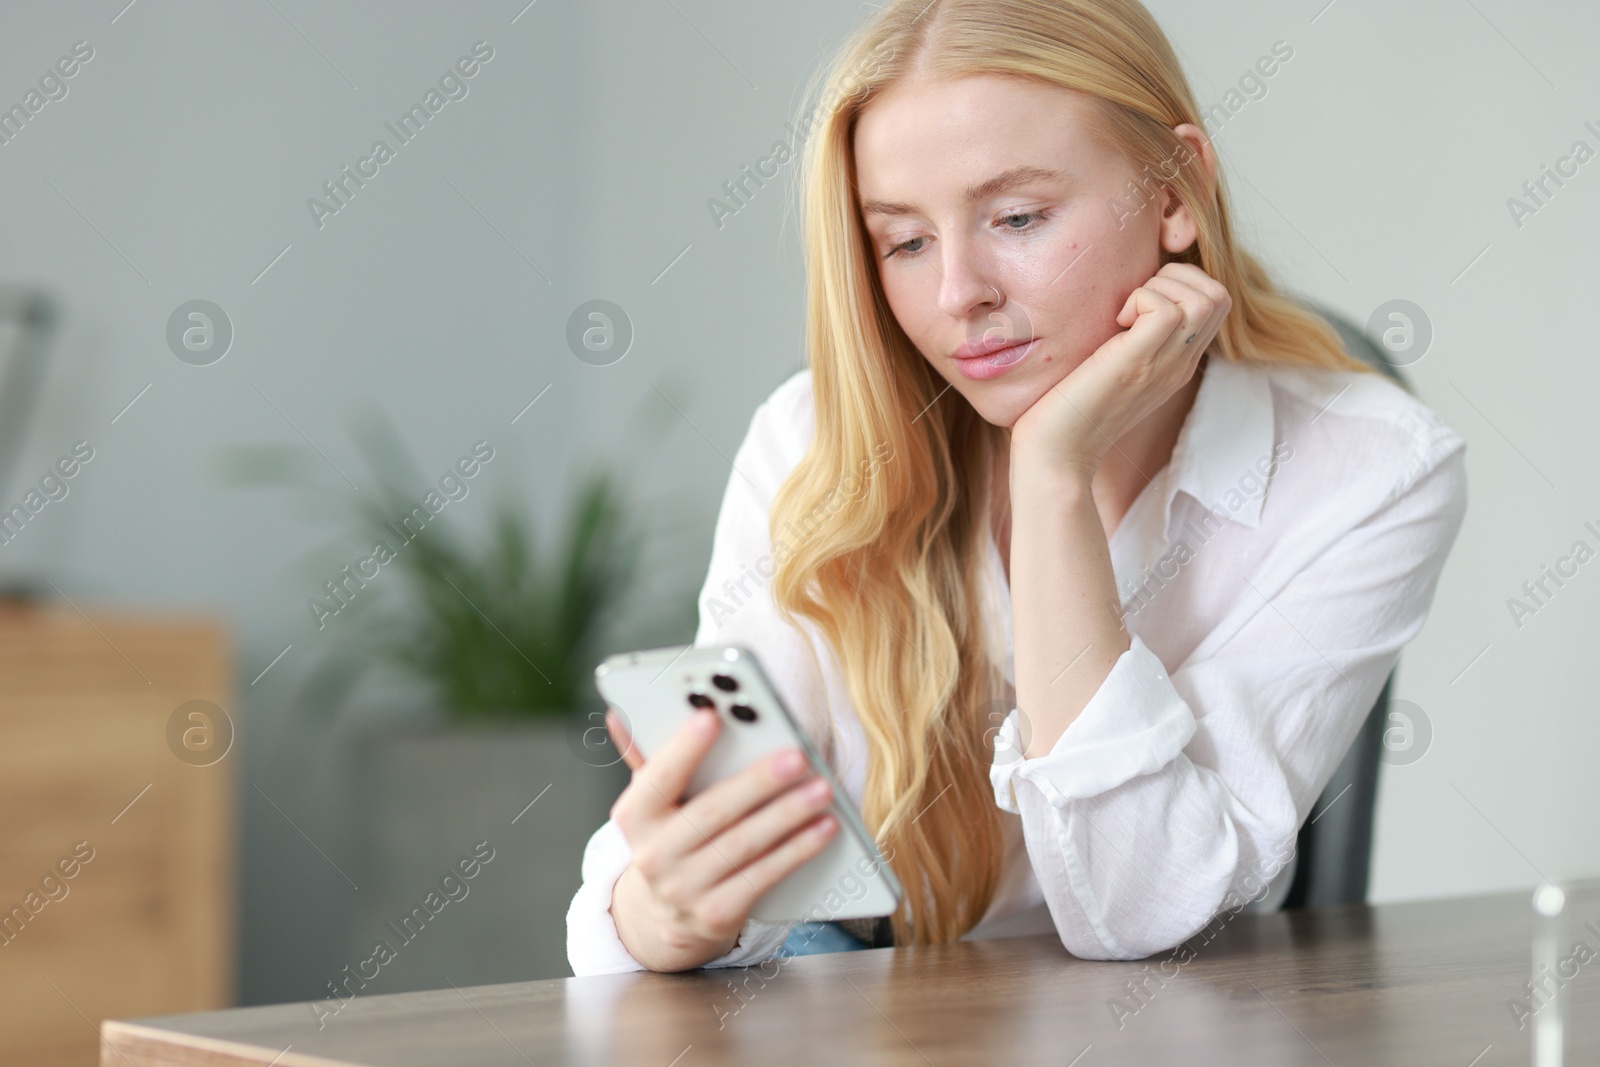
0 604 234 1066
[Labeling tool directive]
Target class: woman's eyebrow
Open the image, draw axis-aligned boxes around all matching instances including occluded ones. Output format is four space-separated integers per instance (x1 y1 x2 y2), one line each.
860 165 1071 218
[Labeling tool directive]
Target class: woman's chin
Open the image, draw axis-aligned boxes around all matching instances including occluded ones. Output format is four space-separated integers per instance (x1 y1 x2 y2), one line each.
992 359 1092 430
957 379 1054 431
966 394 1032 431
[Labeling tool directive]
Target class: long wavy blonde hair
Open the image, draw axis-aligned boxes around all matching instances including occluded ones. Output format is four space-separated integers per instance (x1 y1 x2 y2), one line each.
767 0 1375 947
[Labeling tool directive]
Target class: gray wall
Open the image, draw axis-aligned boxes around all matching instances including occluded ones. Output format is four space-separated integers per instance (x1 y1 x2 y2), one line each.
0 0 1594 1005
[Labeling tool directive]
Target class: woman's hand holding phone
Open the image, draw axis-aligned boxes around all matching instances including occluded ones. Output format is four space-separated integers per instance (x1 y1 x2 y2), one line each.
603 705 841 972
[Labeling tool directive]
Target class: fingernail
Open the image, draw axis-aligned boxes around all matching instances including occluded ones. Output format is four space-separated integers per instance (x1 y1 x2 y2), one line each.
693 709 718 735
772 748 805 778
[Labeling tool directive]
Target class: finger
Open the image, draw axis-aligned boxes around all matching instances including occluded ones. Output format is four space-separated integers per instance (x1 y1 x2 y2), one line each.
1140 273 1213 315
1139 275 1217 342
1114 285 1184 349
647 746 816 875
1153 266 1232 341
1116 285 1142 327
604 707 645 773
626 708 721 819
697 811 839 923
670 774 835 899
1156 262 1231 307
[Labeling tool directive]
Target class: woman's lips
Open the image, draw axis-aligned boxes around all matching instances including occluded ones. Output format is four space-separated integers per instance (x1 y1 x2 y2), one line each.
952 338 1038 381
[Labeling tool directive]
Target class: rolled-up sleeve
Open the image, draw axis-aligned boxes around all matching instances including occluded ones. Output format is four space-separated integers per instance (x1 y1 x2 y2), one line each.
990 438 1468 961
567 371 815 976
991 635 1196 813
565 818 797 975
565 819 644 975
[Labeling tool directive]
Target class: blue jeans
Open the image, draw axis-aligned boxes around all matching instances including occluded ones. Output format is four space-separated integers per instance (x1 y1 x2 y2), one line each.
776 921 872 957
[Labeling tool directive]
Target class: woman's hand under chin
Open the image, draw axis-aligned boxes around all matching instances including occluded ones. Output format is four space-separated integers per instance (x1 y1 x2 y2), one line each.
1010 262 1232 482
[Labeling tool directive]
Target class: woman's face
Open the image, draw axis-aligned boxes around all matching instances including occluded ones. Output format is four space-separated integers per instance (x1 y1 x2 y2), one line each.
854 73 1201 429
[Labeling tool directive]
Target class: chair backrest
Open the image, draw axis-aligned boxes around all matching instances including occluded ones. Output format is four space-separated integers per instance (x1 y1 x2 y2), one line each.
1281 301 1406 910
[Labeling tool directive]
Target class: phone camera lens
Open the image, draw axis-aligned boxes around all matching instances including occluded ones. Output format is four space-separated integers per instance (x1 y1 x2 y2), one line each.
686 692 716 710
711 673 739 693
729 703 758 723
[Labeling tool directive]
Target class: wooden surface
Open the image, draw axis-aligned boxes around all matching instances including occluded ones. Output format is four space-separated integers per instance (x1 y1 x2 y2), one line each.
103 890 1594 1066
0 603 234 1067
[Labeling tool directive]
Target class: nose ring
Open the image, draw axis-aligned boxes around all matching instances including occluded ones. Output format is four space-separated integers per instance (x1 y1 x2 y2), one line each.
987 284 1006 308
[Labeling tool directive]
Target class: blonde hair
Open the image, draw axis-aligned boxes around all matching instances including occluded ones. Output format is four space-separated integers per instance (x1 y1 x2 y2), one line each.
768 0 1375 947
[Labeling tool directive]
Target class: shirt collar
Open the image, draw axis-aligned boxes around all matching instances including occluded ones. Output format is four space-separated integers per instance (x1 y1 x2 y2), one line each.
1160 354 1276 541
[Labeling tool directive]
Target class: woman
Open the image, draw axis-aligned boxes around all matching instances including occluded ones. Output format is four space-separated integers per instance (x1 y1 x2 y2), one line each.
567 0 1467 974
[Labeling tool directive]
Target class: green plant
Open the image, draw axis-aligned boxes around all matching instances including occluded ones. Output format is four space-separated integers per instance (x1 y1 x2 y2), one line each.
358 475 641 720
223 415 644 721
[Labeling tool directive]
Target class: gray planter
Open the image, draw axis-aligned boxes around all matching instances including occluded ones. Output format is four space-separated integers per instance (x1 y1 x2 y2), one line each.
344 717 629 993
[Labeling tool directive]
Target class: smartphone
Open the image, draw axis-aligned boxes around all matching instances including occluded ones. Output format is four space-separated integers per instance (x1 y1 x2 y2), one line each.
594 643 903 924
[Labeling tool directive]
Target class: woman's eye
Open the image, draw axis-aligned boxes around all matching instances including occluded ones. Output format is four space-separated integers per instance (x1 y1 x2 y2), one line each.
999 208 1053 231
882 209 1054 261
885 235 927 260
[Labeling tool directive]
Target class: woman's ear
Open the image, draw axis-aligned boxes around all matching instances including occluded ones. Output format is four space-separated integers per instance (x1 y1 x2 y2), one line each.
1157 122 1218 256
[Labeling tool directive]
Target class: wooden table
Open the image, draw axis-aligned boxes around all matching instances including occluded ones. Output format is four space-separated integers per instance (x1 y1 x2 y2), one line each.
104 890 1594 1066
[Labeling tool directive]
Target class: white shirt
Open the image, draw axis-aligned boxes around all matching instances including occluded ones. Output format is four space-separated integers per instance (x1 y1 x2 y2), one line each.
566 354 1468 975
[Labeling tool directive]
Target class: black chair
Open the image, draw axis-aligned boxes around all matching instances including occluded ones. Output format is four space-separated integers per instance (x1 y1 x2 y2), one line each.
1280 301 1405 910
0 286 57 506
0 287 58 603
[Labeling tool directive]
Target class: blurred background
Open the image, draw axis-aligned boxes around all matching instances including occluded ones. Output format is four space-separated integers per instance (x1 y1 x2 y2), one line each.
1 0 1596 1062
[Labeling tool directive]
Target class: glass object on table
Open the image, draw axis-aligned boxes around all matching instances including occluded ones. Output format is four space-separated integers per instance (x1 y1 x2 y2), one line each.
1528 874 1600 1067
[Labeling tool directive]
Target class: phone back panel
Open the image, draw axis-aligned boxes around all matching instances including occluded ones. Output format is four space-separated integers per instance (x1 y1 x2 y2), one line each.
594 644 901 923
